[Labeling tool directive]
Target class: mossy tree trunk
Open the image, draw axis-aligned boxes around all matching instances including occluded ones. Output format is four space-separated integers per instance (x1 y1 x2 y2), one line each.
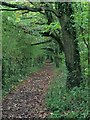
57 3 82 89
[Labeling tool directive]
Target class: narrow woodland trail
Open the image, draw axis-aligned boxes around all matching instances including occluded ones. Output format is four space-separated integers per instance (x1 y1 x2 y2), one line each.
2 62 54 119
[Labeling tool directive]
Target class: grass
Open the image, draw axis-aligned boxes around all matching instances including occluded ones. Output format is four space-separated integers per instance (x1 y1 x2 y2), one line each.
45 63 89 119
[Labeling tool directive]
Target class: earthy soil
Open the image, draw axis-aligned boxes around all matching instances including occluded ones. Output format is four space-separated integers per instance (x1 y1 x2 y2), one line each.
2 62 54 119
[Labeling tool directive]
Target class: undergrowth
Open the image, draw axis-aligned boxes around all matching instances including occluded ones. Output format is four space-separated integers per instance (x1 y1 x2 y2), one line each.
45 64 89 119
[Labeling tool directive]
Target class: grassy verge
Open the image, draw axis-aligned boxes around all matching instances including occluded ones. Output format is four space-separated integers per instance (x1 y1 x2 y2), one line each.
45 63 89 119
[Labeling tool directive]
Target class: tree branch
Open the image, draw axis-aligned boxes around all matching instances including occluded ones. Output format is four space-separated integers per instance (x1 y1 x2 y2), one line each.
40 31 60 42
0 8 21 11
31 40 52 46
45 9 59 17
40 31 64 51
42 47 54 52
0 2 42 12
0 2 59 17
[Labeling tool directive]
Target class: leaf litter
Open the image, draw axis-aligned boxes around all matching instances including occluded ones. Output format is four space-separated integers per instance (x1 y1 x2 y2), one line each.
2 63 54 119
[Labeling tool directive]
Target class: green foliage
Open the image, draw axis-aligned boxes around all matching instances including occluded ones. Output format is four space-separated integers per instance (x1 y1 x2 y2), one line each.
2 3 89 115
43 22 61 34
73 2 89 79
46 66 89 119
2 11 45 96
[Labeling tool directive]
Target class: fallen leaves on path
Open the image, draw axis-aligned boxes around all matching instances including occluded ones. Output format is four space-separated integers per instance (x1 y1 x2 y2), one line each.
2 63 54 119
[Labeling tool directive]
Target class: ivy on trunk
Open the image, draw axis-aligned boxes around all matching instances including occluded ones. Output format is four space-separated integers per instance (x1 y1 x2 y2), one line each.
57 3 82 89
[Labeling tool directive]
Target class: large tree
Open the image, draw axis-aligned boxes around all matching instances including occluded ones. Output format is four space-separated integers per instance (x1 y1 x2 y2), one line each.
0 1 83 89
56 3 82 88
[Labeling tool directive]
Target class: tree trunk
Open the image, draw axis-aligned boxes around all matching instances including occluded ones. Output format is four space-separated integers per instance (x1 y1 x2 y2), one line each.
54 56 59 68
57 3 82 89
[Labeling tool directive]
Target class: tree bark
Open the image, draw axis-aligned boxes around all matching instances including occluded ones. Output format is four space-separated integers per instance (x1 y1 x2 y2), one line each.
57 3 82 89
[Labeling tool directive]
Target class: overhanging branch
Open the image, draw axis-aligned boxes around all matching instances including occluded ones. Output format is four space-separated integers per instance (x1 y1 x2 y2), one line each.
0 2 42 12
40 31 64 51
31 40 52 46
0 2 59 17
0 8 21 11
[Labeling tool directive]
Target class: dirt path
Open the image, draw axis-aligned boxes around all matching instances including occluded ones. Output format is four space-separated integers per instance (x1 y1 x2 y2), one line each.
2 62 54 119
